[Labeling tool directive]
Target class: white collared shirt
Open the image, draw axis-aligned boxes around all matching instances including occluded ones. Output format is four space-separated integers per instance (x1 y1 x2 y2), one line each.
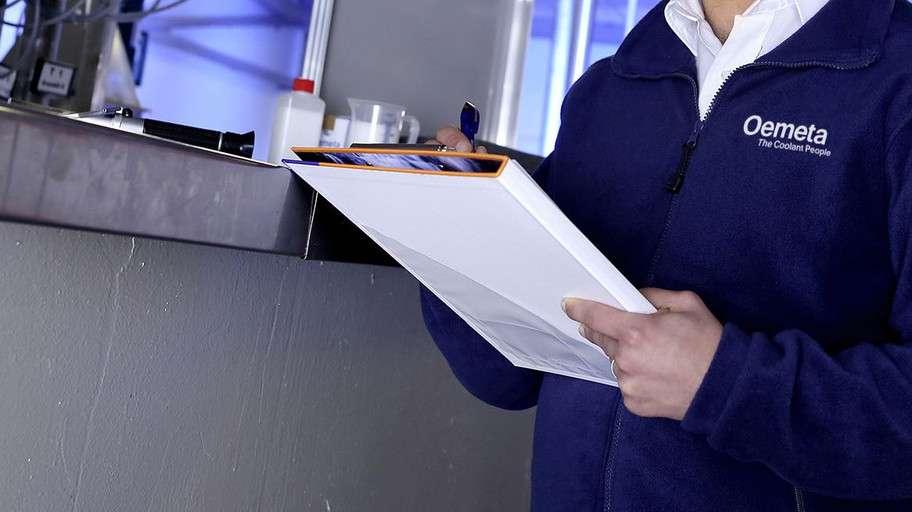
664 0 829 118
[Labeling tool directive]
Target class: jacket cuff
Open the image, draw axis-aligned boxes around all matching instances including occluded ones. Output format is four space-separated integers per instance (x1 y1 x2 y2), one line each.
680 322 752 436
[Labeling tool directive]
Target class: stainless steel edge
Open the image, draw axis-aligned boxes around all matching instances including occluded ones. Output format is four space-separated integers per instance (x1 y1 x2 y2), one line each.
0 103 314 256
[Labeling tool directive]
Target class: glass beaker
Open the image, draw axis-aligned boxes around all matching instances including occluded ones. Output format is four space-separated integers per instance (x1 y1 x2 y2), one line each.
345 98 420 146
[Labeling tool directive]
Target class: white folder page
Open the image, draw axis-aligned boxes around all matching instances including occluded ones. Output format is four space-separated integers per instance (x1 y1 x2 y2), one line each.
285 149 655 386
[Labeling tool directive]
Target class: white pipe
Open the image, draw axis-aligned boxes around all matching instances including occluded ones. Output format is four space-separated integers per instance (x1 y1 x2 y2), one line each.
624 0 638 35
543 0 574 154
482 0 534 146
301 0 334 97
570 0 594 82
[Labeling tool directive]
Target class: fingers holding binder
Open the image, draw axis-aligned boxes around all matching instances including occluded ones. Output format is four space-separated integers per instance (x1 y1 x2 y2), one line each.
428 125 488 154
562 289 723 421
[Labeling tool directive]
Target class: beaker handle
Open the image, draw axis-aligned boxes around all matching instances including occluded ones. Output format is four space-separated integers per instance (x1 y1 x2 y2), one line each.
401 115 421 144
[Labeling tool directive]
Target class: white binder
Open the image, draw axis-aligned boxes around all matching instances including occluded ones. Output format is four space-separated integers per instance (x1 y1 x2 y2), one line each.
286 148 655 386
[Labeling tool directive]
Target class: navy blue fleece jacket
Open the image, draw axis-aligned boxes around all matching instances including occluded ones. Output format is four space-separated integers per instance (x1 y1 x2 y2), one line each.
421 0 912 510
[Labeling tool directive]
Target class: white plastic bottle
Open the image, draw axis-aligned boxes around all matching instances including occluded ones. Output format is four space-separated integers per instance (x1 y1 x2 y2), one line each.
268 78 326 164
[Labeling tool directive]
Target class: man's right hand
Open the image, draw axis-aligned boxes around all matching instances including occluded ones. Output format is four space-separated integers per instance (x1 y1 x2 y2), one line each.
427 125 488 154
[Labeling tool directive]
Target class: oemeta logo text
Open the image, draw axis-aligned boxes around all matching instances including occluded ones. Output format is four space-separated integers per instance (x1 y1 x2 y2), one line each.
743 114 831 157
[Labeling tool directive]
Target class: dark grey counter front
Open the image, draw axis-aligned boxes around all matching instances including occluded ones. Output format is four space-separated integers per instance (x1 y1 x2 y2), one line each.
0 104 394 265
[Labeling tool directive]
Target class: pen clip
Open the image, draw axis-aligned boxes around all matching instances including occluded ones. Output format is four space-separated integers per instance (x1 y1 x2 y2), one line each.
460 101 480 151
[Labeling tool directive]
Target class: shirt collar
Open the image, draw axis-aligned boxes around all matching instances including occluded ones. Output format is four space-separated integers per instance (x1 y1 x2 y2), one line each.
612 0 891 79
664 0 829 56
794 0 830 23
665 0 828 20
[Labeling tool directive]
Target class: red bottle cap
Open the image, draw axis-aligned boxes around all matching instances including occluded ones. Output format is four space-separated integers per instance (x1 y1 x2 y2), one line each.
292 78 315 93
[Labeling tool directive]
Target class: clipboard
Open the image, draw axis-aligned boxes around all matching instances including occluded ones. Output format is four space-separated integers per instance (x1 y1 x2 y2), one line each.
285 147 655 386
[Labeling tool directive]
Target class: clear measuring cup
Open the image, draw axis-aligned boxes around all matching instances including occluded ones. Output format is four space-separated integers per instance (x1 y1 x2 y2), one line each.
345 98 421 146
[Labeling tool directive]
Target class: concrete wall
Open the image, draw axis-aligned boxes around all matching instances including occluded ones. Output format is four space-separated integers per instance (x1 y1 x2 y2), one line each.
0 221 534 510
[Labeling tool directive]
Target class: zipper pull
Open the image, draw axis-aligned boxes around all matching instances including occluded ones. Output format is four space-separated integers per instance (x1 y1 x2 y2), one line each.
665 120 704 194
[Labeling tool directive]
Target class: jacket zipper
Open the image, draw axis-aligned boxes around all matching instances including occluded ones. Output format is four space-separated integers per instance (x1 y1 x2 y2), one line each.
662 71 708 195
794 486 806 512
664 119 703 193
602 410 624 512
660 58 874 195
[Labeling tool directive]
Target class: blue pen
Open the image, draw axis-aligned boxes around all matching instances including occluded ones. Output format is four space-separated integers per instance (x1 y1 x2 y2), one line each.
460 101 480 151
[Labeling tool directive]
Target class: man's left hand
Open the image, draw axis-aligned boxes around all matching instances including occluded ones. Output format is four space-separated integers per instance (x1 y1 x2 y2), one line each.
562 288 723 421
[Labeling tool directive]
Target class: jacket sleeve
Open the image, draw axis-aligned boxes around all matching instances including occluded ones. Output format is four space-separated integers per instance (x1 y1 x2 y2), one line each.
680 117 912 500
420 288 541 410
418 156 556 411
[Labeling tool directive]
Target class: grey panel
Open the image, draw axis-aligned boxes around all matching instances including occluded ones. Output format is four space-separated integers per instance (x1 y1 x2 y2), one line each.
321 0 528 142
0 222 534 511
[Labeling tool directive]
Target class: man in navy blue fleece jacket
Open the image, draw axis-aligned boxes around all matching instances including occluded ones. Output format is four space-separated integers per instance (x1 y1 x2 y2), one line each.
424 0 912 510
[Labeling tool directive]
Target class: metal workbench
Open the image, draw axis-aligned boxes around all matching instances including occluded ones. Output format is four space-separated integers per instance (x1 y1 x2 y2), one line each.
0 103 395 265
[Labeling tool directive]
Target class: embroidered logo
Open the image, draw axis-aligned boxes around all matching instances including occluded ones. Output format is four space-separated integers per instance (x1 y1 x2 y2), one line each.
743 114 832 157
